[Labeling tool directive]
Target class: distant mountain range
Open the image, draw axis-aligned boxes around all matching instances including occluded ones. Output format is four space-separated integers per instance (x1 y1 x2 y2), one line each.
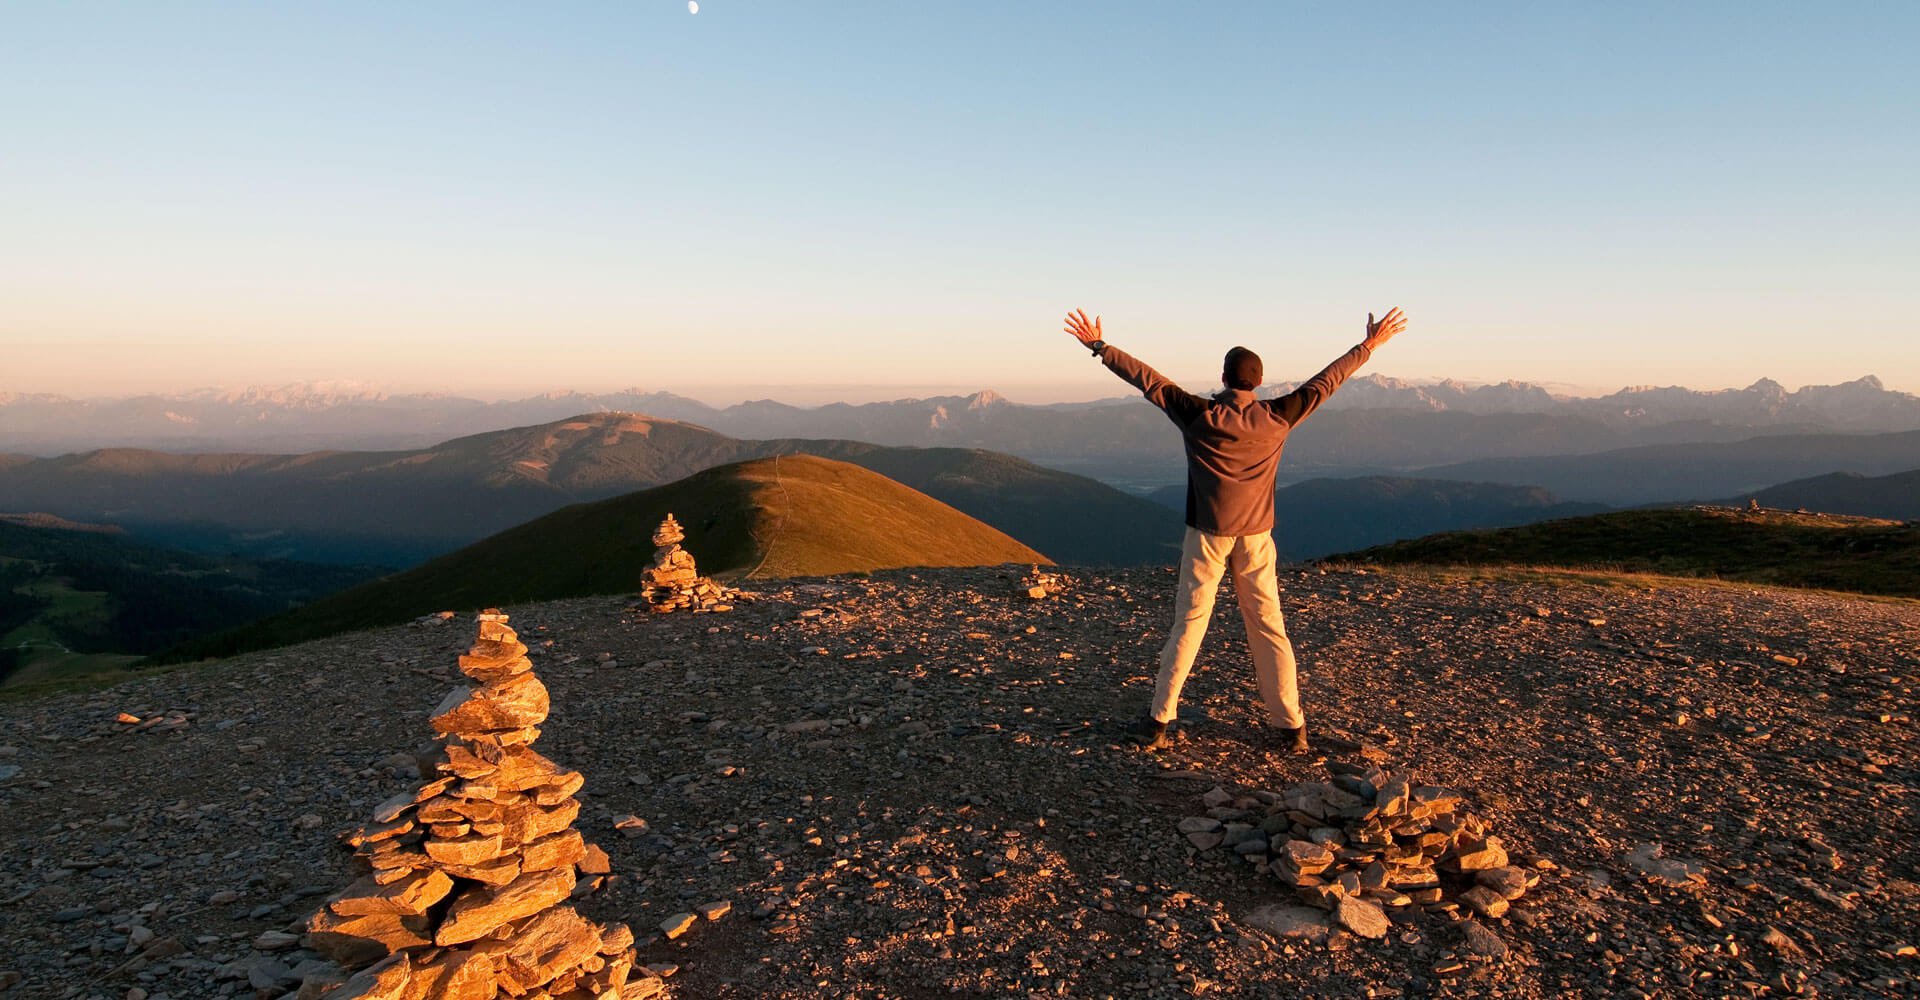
1147 477 1610 560
1420 429 1920 505
0 413 1177 567
159 455 1048 662
4 376 1914 488
5 402 1911 574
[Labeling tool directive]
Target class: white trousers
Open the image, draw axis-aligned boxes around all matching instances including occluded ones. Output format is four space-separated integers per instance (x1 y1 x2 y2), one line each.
1149 527 1303 729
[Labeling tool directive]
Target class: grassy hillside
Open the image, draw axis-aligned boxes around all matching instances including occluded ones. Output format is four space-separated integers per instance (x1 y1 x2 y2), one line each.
1333 506 1920 597
159 455 1047 661
0 519 378 687
819 445 1177 565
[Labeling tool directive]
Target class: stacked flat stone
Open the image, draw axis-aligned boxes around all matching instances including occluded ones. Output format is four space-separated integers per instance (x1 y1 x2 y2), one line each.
641 514 733 613
1019 564 1071 601
1184 762 1537 944
301 610 666 1000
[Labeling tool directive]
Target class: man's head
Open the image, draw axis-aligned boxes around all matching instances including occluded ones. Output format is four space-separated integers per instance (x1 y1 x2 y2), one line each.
1223 346 1263 391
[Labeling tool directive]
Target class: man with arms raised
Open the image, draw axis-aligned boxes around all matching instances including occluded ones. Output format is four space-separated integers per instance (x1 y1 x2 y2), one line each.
1063 306 1408 753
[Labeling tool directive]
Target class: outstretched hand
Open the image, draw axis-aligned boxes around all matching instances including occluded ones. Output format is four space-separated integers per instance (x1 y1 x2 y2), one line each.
1364 307 1407 350
1063 308 1103 347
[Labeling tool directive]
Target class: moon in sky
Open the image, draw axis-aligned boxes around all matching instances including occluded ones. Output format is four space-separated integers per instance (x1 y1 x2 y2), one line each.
688 1 698 12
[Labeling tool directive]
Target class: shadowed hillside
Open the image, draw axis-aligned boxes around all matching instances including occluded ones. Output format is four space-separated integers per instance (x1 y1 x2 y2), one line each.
1333 506 1920 597
0 519 377 687
158 455 1046 660
1713 468 1920 521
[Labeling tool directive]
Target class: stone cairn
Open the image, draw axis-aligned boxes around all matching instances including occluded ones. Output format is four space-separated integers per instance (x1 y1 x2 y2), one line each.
1019 564 1072 600
1183 760 1539 955
300 610 667 999
641 514 733 613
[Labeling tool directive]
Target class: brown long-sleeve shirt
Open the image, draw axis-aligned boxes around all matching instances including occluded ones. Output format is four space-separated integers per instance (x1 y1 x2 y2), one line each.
1097 341 1373 537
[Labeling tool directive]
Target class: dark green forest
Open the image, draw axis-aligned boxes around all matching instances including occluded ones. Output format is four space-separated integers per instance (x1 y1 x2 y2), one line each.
0 522 379 681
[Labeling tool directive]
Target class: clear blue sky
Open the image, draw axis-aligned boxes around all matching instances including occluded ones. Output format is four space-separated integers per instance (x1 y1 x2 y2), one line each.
3 1 1915 401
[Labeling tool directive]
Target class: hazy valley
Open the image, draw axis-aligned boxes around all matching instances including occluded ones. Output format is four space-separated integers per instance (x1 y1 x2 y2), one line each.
4 373 1919 692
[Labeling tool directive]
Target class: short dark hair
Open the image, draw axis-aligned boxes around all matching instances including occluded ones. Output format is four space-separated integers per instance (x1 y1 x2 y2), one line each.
1223 346 1263 390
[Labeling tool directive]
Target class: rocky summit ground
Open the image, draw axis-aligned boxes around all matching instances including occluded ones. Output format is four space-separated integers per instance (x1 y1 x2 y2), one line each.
1 565 1915 999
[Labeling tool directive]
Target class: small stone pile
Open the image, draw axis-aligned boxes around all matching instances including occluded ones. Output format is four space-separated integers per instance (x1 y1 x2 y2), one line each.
300 610 667 999
641 514 734 613
112 709 193 733
1184 761 1539 950
1019 564 1072 600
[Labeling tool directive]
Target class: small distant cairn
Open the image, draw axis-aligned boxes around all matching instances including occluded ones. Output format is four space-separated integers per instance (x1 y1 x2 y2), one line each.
641 514 734 613
1019 564 1072 600
1186 761 1537 955
300 610 667 999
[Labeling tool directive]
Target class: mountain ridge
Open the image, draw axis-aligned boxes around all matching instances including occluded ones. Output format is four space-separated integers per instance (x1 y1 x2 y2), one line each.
0 413 1176 567
5 373 1913 457
1711 468 1920 521
1419 429 1920 505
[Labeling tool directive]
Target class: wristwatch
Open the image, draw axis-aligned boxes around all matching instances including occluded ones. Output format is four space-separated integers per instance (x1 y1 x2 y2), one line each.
1087 340 1106 355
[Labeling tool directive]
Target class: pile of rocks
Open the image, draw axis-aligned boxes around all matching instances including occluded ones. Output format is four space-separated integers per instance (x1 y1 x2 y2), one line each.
1018 564 1072 600
112 709 193 733
1184 761 1539 952
299 610 667 999
641 514 734 613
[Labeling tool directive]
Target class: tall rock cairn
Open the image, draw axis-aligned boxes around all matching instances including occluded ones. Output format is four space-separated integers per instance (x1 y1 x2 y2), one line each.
641 514 733 613
301 610 666 999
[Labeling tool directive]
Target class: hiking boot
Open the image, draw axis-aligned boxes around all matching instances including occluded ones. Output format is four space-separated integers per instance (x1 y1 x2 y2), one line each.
1123 716 1169 751
1273 726 1310 755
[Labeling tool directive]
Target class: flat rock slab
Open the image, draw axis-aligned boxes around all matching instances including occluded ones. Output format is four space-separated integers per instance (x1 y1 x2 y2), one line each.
498 907 602 993
435 866 576 946
504 796 581 844
1627 841 1708 886
1335 896 1390 939
1476 865 1530 900
1460 919 1510 961
1448 835 1509 872
1459 885 1510 919
423 832 506 867
306 909 433 967
520 829 587 873
1244 905 1331 942
329 870 454 917
430 672 551 735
